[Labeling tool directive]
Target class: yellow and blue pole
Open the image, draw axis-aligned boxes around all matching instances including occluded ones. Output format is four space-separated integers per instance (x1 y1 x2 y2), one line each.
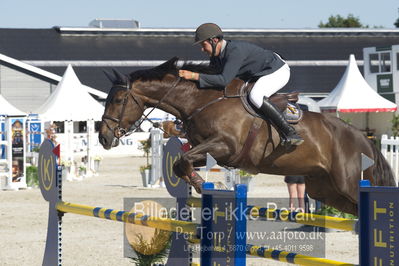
247 244 354 266
56 201 199 236
246 206 357 232
185 198 357 232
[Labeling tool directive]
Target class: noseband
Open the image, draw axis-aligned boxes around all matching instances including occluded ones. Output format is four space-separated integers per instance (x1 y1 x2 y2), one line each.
102 84 144 139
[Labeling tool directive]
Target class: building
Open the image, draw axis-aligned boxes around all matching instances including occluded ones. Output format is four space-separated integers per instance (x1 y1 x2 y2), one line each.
363 44 399 105
1 20 399 112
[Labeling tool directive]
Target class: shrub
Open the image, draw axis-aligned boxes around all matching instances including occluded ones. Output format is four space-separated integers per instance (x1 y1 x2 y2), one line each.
26 166 38 187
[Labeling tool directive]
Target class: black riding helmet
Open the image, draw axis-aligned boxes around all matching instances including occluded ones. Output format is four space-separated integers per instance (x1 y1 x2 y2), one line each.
193 23 223 57
193 23 223 44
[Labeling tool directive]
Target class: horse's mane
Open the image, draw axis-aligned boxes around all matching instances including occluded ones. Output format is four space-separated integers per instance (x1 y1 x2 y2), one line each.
129 57 179 82
181 61 221 74
128 57 221 82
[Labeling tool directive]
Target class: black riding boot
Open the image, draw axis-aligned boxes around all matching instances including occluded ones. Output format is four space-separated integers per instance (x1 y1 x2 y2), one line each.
260 97 304 146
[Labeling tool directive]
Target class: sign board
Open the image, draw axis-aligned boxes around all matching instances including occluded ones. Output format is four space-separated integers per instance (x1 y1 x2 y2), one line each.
206 153 217 171
11 118 25 183
162 137 187 198
38 139 63 266
361 153 374 171
28 120 42 152
359 180 399 266
201 183 247 266
38 139 59 201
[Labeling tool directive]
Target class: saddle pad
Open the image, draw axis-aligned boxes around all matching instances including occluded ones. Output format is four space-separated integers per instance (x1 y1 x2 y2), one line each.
241 94 303 124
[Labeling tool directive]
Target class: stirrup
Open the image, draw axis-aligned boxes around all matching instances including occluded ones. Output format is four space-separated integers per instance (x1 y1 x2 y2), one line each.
281 133 304 146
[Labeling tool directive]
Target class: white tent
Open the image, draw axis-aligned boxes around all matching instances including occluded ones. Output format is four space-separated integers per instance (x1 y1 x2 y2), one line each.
36 64 104 121
35 65 105 181
318 54 397 136
0 94 26 116
318 54 397 113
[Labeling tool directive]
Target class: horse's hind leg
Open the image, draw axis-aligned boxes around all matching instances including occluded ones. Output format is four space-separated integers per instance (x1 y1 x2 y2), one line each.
173 139 231 193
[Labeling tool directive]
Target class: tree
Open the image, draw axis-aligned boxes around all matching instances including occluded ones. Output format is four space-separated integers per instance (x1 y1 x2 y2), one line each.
395 18 399 28
319 14 367 28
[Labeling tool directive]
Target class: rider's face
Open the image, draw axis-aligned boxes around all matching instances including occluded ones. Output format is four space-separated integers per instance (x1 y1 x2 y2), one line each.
200 40 213 56
200 39 221 57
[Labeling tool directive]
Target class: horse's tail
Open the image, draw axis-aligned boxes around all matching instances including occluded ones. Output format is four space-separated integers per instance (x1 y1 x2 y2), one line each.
371 141 396 186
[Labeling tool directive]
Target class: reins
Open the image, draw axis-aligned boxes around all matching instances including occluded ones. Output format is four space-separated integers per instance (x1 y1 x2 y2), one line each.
135 77 181 133
186 82 246 121
186 96 225 121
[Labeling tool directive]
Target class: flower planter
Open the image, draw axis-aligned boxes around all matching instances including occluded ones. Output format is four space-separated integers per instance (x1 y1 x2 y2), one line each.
79 168 86 177
240 175 253 189
94 160 100 172
31 152 39 166
61 167 67 181
141 169 151 187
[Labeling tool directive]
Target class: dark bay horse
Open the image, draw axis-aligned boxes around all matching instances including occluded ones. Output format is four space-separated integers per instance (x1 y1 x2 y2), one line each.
99 57 395 215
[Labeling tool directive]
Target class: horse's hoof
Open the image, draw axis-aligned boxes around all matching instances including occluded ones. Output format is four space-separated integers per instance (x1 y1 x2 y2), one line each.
190 171 205 194
193 184 202 194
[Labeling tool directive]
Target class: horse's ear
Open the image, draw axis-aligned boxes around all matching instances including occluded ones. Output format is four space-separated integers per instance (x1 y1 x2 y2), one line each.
112 69 129 85
103 70 116 83
169 56 179 67
157 57 179 70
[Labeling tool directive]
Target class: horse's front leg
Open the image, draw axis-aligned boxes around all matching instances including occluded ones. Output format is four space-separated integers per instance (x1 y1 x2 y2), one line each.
173 140 231 193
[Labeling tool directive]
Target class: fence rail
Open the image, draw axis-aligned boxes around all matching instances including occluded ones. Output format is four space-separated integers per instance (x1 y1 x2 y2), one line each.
381 134 399 186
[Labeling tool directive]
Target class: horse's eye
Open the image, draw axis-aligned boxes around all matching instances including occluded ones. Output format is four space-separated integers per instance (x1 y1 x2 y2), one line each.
114 98 123 104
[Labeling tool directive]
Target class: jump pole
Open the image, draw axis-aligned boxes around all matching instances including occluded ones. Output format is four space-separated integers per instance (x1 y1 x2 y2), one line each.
186 197 357 232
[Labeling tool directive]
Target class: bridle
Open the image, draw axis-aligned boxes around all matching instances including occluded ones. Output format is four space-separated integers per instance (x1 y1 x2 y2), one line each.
102 77 182 140
101 84 144 139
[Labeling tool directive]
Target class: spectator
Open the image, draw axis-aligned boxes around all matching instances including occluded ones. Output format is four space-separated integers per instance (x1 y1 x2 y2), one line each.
284 175 306 212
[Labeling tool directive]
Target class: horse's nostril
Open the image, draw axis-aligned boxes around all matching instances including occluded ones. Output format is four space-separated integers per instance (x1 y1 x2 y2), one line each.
99 136 107 146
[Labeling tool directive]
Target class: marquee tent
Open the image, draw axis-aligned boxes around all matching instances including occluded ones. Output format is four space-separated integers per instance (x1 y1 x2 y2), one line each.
0 94 26 116
36 64 104 121
35 65 105 180
318 54 397 113
318 54 397 136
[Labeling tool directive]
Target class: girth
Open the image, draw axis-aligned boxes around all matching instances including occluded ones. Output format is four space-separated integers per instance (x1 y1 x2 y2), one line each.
227 117 264 166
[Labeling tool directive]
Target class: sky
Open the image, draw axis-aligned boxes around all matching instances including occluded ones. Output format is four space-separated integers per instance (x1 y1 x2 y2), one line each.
0 0 398 29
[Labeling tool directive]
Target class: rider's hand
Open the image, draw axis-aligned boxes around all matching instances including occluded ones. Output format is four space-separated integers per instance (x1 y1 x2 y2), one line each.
179 70 199 80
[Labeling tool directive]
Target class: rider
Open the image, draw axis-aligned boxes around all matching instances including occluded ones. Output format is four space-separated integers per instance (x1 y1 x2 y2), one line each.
179 23 303 146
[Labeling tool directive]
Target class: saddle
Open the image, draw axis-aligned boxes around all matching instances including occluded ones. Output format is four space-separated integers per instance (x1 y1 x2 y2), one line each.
224 79 303 123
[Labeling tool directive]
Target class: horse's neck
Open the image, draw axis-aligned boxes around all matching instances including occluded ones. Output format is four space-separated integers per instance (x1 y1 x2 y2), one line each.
145 80 223 120
170 83 223 120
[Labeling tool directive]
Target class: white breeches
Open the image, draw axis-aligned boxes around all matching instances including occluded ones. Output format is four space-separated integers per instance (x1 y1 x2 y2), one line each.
249 63 290 108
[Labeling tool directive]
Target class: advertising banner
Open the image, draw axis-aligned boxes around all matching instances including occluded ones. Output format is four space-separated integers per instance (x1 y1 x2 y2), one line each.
0 120 4 159
11 118 24 183
28 121 42 152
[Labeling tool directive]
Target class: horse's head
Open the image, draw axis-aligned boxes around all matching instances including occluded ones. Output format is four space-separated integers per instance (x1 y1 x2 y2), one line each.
99 57 196 149
99 70 145 150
